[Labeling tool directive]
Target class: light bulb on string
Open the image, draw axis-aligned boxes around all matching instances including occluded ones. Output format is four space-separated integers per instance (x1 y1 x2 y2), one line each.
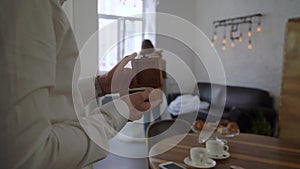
222 37 227 44
231 40 235 48
248 39 253 50
213 26 218 41
222 28 226 51
257 22 262 32
248 30 252 37
230 25 236 48
248 23 252 38
222 26 227 44
248 43 253 50
222 44 227 51
211 38 215 48
222 31 227 44
257 25 262 32
239 33 243 42
256 16 262 32
214 32 218 41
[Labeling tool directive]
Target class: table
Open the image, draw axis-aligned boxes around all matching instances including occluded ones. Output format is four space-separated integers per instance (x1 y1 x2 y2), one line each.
149 133 300 169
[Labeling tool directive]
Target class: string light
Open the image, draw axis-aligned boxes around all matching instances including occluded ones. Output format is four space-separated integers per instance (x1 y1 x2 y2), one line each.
222 37 227 44
257 24 262 32
222 26 227 44
213 31 218 41
211 38 215 48
222 38 227 50
222 44 227 51
211 13 262 51
248 39 253 50
239 32 243 42
222 26 227 51
257 18 262 32
231 40 235 48
248 23 252 38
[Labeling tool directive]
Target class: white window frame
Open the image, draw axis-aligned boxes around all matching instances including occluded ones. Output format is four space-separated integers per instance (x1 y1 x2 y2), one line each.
98 13 145 61
98 0 156 73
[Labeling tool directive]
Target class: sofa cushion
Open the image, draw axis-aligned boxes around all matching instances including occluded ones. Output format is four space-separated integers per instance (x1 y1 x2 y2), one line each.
197 109 231 122
195 82 273 109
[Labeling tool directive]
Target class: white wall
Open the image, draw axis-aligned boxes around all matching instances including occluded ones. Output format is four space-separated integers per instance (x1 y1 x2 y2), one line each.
73 0 98 49
156 0 199 94
72 0 98 77
62 0 98 50
67 0 300 109
194 0 300 109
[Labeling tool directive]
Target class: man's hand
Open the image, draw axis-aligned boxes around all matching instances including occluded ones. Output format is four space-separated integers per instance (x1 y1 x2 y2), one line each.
97 53 137 94
121 88 162 121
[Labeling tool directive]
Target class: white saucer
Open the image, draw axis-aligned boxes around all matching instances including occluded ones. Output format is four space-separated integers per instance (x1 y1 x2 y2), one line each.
183 157 216 168
209 151 230 160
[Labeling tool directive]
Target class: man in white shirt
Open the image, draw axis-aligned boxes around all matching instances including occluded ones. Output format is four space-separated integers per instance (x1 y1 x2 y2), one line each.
0 0 161 168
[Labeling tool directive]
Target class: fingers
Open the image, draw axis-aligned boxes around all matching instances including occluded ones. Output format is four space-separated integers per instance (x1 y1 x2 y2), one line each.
114 53 137 70
120 88 163 121
131 89 162 106
123 89 162 110
148 89 163 103
137 89 152 101
128 101 152 121
107 53 136 80
125 52 138 60
128 102 150 121
104 53 137 93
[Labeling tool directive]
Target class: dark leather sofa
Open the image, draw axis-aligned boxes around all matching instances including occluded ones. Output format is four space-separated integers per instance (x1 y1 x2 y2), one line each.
168 82 278 136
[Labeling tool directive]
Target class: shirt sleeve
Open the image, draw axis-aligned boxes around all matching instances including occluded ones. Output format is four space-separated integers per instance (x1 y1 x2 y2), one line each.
78 77 104 106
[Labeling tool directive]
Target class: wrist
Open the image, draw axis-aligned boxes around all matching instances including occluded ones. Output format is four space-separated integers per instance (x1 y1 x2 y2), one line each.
95 76 103 97
97 75 111 95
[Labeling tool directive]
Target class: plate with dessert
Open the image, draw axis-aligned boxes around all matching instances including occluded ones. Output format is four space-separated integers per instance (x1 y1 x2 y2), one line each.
192 120 240 138
192 120 205 133
192 120 219 133
215 120 240 137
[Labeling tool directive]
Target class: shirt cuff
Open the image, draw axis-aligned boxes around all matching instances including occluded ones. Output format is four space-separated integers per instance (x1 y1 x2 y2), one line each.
100 99 130 132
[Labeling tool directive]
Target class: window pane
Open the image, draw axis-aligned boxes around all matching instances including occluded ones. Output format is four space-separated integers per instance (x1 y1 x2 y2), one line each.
98 18 118 72
97 0 157 72
98 0 143 17
124 20 143 56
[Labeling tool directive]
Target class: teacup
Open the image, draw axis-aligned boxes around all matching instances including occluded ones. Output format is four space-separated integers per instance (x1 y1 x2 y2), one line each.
190 147 209 165
206 140 229 156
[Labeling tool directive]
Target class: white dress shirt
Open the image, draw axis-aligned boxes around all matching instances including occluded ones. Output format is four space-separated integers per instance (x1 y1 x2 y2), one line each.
0 0 129 168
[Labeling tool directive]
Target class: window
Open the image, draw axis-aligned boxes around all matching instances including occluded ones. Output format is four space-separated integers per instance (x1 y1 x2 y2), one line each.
98 0 157 72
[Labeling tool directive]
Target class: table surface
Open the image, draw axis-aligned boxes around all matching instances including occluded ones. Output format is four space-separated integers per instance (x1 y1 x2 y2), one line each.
149 133 300 169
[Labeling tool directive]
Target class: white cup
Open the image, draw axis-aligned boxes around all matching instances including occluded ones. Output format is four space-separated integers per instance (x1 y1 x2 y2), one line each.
190 147 209 165
206 140 229 156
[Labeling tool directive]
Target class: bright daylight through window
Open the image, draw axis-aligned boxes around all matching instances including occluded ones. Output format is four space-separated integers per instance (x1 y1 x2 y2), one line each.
98 0 157 72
